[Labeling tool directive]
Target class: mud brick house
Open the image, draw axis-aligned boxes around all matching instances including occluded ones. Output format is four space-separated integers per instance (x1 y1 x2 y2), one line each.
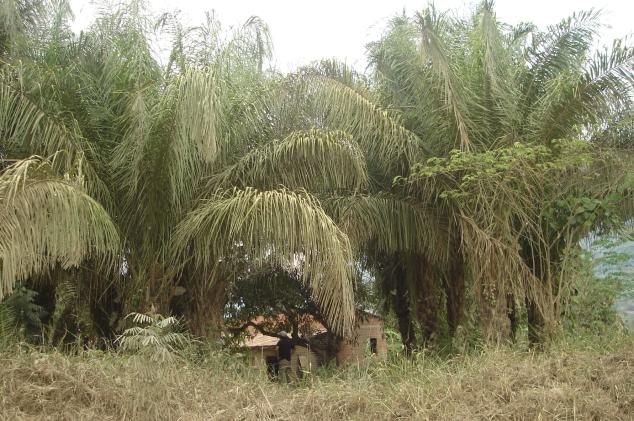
241 313 387 376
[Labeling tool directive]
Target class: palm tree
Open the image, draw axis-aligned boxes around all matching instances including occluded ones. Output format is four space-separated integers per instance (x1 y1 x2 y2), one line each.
265 60 450 350
362 2 633 345
1 0 631 349
0 1 361 339
292 2 633 347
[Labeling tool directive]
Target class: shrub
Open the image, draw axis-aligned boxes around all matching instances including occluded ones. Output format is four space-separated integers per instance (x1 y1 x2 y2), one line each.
115 311 192 361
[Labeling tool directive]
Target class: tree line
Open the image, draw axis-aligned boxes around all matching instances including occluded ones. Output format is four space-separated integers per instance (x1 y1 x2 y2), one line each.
0 0 632 350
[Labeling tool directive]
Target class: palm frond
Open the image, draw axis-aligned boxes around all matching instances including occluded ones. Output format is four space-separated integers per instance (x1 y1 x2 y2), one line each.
111 67 222 252
308 76 430 175
367 18 452 156
325 194 448 263
0 68 109 201
0 156 120 300
415 7 473 151
519 9 602 120
241 15 273 72
531 38 634 141
472 1 522 145
172 187 355 336
213 128 368 192
478 2 506 93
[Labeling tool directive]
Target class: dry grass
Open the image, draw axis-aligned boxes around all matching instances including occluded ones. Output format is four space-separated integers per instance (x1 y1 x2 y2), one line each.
1 334 633 421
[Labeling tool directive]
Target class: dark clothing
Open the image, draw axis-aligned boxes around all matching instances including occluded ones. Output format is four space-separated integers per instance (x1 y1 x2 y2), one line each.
277 336 294 361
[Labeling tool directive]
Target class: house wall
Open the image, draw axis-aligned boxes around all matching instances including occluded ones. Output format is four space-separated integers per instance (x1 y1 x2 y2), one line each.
291 346 320 374
249 346 278 369
249 345 320 374
337 316 388 363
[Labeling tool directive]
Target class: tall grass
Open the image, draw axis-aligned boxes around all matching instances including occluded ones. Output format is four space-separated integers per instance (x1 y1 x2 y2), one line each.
1 331 632 420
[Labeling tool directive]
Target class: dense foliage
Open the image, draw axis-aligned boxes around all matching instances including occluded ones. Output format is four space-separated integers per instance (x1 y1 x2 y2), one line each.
0 0 632 352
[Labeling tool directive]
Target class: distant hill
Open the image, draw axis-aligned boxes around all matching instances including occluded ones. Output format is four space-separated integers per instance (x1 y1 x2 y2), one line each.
589 236 634 326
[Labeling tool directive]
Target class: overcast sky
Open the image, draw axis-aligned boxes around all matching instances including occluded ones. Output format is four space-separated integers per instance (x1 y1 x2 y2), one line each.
69 0 633 71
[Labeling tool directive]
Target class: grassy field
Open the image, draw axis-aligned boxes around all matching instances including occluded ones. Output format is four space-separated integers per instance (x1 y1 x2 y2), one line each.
1 332 632 421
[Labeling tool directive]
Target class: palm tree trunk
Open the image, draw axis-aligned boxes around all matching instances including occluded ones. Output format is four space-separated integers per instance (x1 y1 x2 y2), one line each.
395 282 417 353
411 254 441 343
445 243 466 335
88 283 121 344
508 294 519 342
185 278 229 338
479 286 511 343
520 241 553 348
526 297 544 346
145 264 173 314
384 256 417 353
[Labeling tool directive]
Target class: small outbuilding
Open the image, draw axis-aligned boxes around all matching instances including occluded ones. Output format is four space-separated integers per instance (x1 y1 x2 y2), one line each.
335 313 388 363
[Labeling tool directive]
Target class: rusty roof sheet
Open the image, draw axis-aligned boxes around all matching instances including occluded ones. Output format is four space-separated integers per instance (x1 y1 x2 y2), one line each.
240 326 329 348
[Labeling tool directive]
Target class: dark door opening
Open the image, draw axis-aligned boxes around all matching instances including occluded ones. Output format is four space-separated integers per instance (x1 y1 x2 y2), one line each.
265 355 279 380
369 338 378 354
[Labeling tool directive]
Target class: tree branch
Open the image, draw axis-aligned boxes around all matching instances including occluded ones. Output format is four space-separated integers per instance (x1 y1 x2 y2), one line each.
228 321 309 346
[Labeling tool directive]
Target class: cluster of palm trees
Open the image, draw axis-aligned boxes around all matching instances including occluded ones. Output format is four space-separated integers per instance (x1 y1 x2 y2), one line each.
1 0 632 349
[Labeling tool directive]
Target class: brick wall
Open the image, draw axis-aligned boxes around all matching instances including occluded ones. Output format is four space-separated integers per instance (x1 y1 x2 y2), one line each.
337 316 388 363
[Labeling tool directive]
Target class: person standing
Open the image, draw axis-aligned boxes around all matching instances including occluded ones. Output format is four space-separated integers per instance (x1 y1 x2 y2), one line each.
277 331 295 383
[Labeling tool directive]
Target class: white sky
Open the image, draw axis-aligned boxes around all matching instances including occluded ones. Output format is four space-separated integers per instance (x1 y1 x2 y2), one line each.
69 0 633 72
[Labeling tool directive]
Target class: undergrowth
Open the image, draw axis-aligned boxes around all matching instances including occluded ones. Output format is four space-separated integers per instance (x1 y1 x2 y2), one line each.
1 329 632 421
1 237 632 420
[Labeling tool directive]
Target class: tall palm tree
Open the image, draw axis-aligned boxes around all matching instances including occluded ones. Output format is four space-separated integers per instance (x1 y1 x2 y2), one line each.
293 2 633 347
0 1 361 339
267 60 450 350
364 2 633 344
